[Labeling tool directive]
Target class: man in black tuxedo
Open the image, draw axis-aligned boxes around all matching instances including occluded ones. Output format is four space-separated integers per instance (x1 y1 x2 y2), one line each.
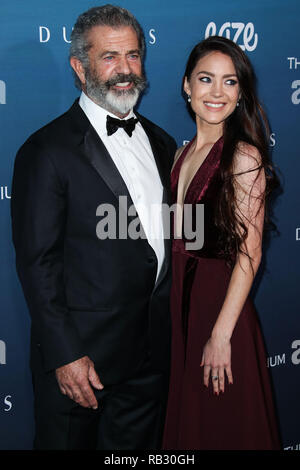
11 5 176 450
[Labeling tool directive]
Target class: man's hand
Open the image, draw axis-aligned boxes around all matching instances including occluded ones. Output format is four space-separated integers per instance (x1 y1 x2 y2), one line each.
55 356 104 409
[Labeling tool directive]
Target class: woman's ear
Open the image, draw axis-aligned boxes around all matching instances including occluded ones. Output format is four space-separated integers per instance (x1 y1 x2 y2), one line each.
183 77 191 97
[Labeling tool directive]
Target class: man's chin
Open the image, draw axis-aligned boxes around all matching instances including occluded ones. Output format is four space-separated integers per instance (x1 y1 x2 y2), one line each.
85 86 140 115
105 92 139 115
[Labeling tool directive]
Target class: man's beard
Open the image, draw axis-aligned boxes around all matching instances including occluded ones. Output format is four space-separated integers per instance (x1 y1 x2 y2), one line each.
84 68 147 116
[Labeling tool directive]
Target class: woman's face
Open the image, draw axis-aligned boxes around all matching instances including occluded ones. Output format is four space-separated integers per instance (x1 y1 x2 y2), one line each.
184 51 240 128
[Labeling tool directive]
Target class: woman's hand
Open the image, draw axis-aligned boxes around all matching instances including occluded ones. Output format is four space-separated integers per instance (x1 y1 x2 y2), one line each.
200 336 233 395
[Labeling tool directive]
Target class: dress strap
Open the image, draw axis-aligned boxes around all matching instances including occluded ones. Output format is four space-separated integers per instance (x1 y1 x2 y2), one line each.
171 137 196 197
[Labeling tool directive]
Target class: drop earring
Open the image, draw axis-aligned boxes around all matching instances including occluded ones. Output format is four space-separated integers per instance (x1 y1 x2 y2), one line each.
187 95 191 103
236 101 240 107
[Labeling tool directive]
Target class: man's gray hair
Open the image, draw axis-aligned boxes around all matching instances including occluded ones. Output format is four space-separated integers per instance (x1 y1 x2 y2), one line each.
70 4 146 89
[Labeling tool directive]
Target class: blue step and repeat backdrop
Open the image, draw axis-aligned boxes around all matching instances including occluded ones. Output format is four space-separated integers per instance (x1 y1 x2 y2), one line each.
0 0 299 450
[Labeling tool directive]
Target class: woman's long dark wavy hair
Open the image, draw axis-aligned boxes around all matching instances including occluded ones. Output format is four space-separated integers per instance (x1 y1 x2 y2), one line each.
184 36 279 265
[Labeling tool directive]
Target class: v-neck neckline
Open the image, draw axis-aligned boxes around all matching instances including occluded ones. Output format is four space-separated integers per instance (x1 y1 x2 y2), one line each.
174 135 223 205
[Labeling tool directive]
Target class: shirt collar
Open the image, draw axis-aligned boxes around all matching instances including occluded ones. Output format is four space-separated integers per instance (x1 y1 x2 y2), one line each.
79 91 136 138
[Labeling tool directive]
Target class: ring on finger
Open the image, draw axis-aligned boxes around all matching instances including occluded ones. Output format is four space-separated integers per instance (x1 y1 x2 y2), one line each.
212 375 219 381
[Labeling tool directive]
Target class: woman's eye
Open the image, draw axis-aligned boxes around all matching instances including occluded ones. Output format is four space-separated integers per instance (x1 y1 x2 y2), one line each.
225 79 238 85
199 77 211 83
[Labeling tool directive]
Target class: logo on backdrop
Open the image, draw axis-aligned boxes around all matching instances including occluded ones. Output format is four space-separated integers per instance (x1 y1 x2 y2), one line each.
267 339 300 367
0 80 6 104
1 396 12 412
287 57 300 105
291 340 300 365
205 22 258 51
149 29 156 45
0 340 6 365
269 133 276 147
39 26 157 45
0 186 11 201
296 228 300 241
291 80 300 105
39 26 72 43
1 342 12 412
287 57 300 70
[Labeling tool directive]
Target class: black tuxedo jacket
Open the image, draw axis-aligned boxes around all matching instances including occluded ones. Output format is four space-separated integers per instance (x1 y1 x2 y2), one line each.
11 100 177 384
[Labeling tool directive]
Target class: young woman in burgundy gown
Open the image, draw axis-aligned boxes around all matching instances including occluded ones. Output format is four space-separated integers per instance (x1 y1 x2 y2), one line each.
163 37 281 450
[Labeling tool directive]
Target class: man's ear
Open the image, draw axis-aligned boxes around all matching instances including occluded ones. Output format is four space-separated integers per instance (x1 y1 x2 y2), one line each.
70 57 86 86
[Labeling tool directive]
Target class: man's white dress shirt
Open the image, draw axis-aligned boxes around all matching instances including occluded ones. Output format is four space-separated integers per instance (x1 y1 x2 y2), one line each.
79 92 165 279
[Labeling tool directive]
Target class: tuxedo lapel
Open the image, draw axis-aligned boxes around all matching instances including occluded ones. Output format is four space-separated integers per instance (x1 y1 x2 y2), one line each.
68 99 134 209
81 125 135 210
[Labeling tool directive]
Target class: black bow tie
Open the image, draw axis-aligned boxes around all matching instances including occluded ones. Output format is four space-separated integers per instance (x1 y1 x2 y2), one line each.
106 115 138 137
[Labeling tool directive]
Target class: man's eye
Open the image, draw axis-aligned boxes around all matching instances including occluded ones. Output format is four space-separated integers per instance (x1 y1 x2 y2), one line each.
104 56 114 61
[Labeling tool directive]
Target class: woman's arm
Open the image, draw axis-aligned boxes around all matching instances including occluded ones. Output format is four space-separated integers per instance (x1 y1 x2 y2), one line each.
201 144 266 395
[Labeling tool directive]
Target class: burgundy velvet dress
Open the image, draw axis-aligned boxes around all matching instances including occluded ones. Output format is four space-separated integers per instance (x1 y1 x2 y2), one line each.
163 137 281 450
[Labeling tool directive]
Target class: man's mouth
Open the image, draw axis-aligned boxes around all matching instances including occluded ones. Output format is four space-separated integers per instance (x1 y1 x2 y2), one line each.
112 82 133 90
104 72 147 96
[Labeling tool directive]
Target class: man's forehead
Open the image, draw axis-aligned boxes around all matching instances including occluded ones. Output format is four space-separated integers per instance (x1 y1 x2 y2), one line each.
87 25 139 51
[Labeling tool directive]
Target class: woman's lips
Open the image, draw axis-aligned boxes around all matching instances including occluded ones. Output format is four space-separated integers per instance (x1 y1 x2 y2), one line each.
204 101 226 110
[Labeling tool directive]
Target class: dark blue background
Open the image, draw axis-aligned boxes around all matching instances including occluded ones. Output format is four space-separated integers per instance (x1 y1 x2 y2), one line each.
0 0 299 450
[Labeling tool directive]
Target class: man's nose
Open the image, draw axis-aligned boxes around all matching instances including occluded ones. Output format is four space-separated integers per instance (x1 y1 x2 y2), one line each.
116 56 131 75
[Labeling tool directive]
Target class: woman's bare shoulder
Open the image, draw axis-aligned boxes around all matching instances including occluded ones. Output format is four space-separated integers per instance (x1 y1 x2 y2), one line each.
234 141 262 173
233 142 265 196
